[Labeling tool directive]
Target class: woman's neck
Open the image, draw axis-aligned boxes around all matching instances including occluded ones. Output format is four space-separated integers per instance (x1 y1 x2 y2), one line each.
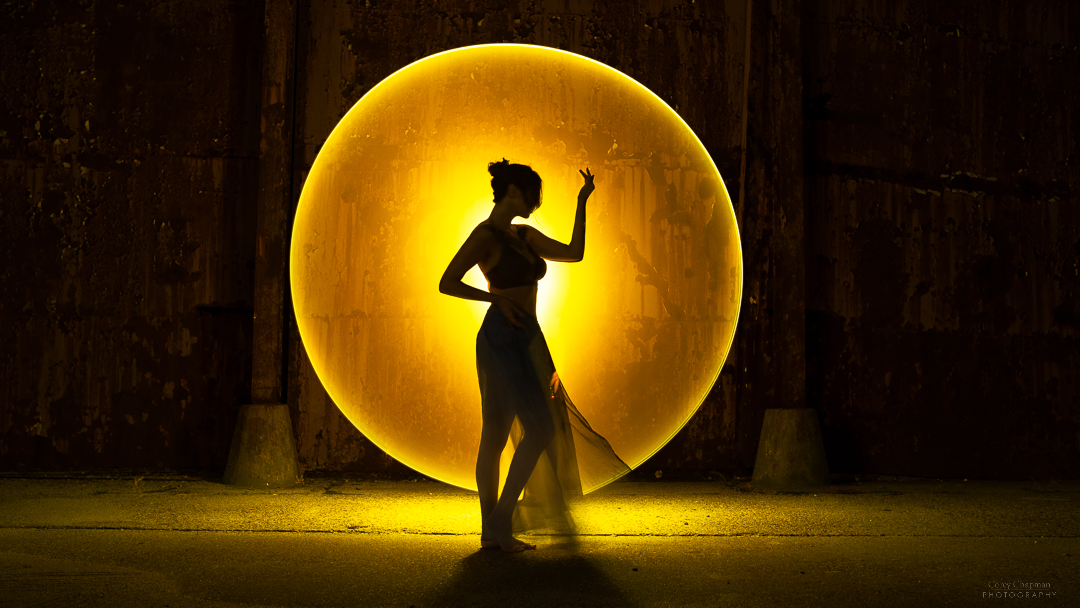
487 205 517 230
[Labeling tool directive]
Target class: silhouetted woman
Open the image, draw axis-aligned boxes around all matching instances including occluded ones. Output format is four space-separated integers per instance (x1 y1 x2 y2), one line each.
439 160 629 553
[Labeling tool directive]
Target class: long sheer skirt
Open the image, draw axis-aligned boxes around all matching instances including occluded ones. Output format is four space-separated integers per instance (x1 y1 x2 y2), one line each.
476 304 630 533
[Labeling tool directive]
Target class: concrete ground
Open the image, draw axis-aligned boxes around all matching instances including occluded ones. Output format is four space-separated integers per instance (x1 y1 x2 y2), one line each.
0 474 1076 607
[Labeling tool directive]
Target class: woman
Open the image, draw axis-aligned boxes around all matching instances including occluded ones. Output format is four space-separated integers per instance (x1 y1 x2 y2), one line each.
439 160 629 553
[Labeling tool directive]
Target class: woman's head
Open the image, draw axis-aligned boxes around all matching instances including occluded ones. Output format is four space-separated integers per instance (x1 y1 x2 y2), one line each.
488 159 543 213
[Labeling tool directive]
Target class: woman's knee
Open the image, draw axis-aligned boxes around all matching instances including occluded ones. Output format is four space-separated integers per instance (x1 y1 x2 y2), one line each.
478 427 509 453
523 418 555 450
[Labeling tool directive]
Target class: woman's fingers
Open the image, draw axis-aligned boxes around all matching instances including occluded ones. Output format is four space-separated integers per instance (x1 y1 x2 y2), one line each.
500 299 526 328
509 304 527 327
549 372 561 396
579 168 595 194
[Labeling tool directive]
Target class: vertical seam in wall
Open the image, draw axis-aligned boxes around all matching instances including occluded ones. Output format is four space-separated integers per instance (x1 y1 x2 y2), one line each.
738 0 752 224
737 0 753 463
281 0 302 405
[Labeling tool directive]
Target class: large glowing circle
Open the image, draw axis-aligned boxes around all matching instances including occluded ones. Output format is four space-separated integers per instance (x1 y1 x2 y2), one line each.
291 44 742 492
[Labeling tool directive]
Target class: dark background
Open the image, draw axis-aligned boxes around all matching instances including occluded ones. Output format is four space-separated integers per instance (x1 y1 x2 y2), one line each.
1 0 1076 480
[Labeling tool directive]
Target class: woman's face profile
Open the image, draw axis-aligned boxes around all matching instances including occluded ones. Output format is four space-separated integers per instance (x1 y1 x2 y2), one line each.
499 184 535 219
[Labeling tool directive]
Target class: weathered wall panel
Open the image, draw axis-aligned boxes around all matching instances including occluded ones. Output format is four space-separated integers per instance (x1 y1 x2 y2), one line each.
1 0 1076 479
0 0 262 469
804 0 1080 478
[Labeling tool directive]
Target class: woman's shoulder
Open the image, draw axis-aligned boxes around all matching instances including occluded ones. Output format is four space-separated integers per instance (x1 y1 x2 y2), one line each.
513 224 548 243
475 221 519 239
468 222 501 243
472 222 539 243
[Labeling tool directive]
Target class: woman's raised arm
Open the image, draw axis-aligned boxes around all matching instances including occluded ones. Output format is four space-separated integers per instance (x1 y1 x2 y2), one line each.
522 168 594 262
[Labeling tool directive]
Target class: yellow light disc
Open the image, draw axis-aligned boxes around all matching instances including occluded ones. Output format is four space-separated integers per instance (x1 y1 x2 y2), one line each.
290 44 742 492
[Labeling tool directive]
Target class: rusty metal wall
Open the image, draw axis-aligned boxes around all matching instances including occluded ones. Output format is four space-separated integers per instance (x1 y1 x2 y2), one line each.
803 0 1080 478
2 0 1076 479
0 0 263 469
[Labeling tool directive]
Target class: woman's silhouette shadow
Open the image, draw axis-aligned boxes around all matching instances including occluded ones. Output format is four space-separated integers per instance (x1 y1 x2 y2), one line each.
423 539 636 607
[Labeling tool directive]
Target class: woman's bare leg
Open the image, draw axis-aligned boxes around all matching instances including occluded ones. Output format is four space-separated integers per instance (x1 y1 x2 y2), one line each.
476 414 539 551
487 416 554 551
476 410 511 538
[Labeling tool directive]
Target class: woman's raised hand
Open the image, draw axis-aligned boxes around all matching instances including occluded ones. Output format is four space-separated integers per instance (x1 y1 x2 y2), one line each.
578 168 595 200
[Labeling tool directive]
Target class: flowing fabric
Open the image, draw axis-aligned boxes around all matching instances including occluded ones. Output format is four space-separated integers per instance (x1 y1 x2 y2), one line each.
476 304 630 534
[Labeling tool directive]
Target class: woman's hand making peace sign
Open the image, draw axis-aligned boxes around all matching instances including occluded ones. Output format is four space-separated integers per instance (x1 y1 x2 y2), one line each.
578 168 595 201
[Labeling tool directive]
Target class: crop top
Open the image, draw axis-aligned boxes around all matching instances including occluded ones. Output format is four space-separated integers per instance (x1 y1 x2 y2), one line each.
482 224 547 289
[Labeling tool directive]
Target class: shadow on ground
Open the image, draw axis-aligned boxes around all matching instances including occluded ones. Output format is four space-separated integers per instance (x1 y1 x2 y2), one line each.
425 538 635 608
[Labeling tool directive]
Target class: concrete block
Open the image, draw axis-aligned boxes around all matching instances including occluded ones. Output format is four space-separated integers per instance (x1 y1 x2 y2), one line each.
223 403 301 487
752 408 830 490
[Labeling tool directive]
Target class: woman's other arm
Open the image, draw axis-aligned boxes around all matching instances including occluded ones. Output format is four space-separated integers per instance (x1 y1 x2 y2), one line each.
439 227 498 302
439 226 526 327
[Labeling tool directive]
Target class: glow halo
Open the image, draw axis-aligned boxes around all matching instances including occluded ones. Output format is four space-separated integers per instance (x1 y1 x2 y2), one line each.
290 43 743 492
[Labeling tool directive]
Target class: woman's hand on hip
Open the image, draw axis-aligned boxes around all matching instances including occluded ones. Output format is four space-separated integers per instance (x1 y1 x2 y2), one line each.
496 296 527 329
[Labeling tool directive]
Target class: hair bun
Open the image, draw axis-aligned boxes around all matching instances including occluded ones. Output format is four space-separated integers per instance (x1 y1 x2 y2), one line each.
488 158 510 177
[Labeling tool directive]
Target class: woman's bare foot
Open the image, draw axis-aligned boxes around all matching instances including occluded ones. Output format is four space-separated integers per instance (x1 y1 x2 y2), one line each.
485 513 530 553
481 516 535 551
480 537 536 551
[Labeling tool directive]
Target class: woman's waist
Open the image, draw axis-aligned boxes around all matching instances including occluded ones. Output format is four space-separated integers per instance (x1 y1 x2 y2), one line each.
488 287 537 316
485 302 539 323
483 302 542 333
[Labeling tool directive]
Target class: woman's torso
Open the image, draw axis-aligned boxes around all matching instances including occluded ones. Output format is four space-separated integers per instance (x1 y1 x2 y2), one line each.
477 223 546 315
